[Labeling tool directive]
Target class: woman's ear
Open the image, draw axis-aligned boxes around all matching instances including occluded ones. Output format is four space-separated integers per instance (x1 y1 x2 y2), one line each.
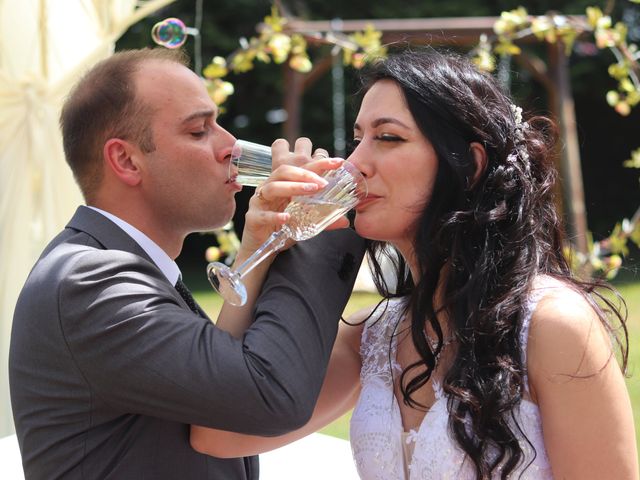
468 142 488 188
103 138 142 187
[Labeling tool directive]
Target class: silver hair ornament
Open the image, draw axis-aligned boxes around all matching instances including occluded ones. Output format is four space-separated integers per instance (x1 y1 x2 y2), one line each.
507 104 530 165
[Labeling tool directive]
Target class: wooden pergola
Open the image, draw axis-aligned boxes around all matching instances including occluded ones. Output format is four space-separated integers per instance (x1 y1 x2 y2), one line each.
281 16 589 256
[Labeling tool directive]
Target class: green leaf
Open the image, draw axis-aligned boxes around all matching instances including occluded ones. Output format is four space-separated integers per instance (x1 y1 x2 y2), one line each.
623 148 640 168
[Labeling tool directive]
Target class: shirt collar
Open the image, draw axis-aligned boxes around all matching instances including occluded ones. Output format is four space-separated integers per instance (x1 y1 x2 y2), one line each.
87 206 181 285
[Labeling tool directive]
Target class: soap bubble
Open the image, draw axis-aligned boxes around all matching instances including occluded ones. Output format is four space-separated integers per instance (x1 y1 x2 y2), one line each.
151 18 188 48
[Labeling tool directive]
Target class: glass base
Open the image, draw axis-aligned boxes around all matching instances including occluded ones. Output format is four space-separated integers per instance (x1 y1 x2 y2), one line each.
206 262 248 306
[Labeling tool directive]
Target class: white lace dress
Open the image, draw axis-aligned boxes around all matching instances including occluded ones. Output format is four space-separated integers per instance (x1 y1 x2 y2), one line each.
350 297 554 479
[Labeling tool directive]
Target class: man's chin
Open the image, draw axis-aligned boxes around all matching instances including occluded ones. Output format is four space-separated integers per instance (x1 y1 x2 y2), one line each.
199 209 235 232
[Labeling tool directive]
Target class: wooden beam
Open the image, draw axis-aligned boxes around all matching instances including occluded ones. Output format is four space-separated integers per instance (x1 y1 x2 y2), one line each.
286 16 499 46
284 15 588 47
548 41 589 258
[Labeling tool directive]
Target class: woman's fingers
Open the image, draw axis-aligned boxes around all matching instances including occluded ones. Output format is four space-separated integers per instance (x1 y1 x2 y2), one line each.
254 159 347 212
271 138 311 169
271 137 334 170
293 137 313 156
242 140 349 250
271 138 290 157
312 148 329 160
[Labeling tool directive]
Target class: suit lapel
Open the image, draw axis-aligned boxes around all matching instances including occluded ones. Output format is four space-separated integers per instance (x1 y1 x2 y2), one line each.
67 206 211 320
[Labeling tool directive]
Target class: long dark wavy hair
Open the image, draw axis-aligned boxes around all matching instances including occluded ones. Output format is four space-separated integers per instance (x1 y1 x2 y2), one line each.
355 48 629 479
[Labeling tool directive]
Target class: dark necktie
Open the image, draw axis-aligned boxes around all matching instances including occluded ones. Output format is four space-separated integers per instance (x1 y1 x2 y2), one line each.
175 278 200 315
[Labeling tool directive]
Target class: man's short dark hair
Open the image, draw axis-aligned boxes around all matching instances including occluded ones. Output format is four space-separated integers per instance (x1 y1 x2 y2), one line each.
60 48 190 201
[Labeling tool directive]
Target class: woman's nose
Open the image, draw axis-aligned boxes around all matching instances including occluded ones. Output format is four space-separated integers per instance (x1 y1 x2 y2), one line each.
346 148 370 178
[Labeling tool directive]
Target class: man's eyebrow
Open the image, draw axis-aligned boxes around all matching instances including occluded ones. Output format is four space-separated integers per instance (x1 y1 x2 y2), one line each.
353 117 411 131
181 109 216 124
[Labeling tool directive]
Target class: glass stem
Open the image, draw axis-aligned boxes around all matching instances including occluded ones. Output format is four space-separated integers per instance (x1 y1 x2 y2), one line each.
234 229 289 279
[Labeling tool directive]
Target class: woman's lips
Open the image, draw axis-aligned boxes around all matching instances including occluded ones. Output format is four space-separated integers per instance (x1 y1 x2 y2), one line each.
356 195 380 211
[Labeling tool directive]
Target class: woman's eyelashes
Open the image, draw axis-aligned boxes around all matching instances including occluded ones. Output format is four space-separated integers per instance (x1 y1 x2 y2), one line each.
348 134 404 151
376 133 404 142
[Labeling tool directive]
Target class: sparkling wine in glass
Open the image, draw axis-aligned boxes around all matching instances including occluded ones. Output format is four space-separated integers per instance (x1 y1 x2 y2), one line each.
207 162 367 306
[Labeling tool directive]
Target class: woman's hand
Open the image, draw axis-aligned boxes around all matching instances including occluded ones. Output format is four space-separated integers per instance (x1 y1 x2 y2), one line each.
217 137 349 336
239 137 345 255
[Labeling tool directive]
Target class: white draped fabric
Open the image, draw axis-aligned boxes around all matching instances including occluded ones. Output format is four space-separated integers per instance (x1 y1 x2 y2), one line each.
0 0 175 438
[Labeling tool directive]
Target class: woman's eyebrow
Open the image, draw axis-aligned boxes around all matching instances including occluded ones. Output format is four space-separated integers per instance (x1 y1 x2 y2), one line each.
372 117 411 129
354 117 411 132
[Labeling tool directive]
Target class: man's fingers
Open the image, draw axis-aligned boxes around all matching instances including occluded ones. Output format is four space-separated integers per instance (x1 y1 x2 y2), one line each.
268 164 330 187
245 208 290 229
254 179 328 202
301 157 344 176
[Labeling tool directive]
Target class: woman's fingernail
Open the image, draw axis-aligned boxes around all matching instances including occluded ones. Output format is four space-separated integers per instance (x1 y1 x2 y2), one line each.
303 183 320 191
278 213 290 222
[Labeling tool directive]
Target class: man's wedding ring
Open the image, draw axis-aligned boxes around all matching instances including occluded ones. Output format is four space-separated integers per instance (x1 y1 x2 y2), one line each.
312 150 329 159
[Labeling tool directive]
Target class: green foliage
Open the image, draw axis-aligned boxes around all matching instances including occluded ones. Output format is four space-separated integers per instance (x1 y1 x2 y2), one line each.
198 6 386 109
625 148 640 169
118 1 640 278
467 4 640 278
471 6 640 117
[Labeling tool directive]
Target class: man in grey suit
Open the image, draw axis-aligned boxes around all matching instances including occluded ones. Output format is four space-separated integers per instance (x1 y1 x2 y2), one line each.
9 48 364 479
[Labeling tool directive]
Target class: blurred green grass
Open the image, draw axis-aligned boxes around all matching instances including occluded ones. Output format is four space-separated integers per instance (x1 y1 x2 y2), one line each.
615 281 640 464
193 282 639 458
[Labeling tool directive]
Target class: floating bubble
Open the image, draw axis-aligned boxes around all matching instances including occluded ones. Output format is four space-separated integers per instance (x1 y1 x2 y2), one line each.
151 18 188 48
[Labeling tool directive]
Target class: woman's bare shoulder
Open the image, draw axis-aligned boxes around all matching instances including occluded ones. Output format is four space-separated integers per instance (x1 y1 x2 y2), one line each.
528 277 614 379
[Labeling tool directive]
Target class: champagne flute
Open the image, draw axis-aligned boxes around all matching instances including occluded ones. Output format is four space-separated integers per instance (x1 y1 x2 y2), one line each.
230 140 272 187
208 162 367 306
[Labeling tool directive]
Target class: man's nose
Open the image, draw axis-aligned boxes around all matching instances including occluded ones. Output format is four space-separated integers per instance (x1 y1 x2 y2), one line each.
215 126 237 163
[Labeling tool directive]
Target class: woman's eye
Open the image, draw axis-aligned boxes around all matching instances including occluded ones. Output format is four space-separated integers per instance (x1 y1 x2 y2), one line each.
191 130 207 138
377 134 403 142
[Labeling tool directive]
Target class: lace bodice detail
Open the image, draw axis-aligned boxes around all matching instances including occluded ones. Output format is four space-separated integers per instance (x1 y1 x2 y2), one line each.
350 297 554 479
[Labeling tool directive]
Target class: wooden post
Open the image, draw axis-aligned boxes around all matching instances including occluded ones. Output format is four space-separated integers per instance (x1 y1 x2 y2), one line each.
283 66 304 143
548 41 589 258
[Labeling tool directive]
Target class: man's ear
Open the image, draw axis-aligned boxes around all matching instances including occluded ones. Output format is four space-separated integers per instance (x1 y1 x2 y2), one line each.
468 142 488 188
103 138 142 187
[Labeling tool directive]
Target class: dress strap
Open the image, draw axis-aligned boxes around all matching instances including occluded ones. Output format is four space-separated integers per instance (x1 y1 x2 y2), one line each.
520 278 565 390
359 298 407 383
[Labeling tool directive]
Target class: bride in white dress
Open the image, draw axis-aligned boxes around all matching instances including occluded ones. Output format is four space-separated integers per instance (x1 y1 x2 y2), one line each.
189 49 637 479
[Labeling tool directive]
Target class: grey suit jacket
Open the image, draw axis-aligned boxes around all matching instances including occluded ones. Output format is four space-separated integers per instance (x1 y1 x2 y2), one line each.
9 206 365 479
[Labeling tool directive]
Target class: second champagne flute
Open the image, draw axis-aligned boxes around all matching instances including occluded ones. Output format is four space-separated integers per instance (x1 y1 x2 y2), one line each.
230 140 272 187
208 161 367 306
